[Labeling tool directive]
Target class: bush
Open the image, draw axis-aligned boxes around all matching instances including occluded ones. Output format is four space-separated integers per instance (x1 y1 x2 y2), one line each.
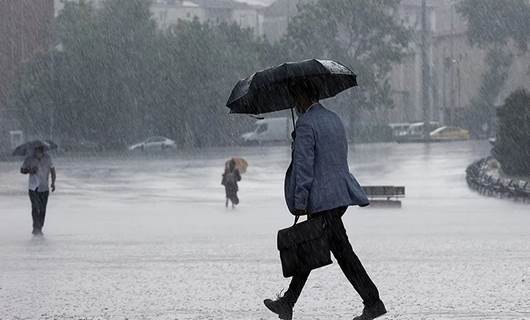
493 89 530 176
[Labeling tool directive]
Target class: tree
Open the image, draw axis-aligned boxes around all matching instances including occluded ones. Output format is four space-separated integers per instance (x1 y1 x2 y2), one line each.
13 0 161 148
465 48 513 137
457 0 530 136
493 89 530 176
10 0 277 149
457 0 530 51
282 0 412 137
156 19 270 147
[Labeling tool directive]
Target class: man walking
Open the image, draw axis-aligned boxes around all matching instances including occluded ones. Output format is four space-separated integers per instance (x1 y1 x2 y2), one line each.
20 145 56 236
264 82 386 320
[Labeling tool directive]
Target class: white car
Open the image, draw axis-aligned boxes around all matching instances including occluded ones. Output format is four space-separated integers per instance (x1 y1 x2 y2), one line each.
129 136 176 151
429 126 470 141
241 118 293 144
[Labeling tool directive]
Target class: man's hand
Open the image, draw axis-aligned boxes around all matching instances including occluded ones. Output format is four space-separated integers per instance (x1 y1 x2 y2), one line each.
22 167 38 174
51 183 56 192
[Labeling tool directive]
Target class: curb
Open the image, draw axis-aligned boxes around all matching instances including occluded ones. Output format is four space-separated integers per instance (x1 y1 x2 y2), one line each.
466 157 530 202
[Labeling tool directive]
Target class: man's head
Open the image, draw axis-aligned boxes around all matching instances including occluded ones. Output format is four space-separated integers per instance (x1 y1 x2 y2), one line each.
288 80 320 114
34 146 45 159
228 159 236 172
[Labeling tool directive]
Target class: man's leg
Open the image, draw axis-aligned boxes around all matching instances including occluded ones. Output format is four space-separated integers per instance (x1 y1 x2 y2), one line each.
282 270 310 307
264 270 310 320
29 190 40 233
325 211 381 307
38 191 49 232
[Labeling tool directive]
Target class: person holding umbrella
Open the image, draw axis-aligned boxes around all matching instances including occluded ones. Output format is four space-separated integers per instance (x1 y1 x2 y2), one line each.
227 60 386 320
222 158 243 208
19 142 56 236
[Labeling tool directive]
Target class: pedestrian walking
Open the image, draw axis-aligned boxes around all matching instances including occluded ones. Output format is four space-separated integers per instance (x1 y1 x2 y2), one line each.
226 59 385 319
263 81 386 320
222 158 241 208
20 144 56 236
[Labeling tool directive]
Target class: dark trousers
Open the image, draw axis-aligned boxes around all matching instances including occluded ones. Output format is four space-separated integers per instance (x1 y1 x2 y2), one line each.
29 190 49 232
283 207 381 307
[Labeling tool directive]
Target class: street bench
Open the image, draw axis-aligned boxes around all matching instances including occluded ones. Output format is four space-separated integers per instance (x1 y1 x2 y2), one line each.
362 185 405 208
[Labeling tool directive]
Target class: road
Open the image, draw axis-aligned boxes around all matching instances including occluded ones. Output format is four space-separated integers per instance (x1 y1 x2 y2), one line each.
0 141 528 319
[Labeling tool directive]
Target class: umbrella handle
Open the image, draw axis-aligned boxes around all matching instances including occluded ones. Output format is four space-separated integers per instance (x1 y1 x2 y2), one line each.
290 107 296 133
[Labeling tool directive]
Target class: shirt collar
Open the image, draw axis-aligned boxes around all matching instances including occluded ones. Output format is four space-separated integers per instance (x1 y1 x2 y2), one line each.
307 102 319 112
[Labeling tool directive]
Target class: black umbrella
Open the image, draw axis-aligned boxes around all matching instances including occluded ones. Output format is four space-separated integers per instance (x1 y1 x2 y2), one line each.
12 140 58 156
226 59 357 115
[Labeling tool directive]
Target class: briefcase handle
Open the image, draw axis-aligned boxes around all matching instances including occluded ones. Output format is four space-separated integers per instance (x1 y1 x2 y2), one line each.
292 214 328 228
293 215 300 226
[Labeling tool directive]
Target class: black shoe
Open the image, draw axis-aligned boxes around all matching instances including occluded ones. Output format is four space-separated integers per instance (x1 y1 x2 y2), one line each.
32 229 43 236
353 300 387 320
264 297 293 320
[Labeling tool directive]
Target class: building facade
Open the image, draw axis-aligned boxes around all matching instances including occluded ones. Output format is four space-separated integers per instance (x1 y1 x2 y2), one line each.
151 0 264 36
260 0 299 42
262 0 530 129
390 0 530 128
387 0 487 126
54 0 103 16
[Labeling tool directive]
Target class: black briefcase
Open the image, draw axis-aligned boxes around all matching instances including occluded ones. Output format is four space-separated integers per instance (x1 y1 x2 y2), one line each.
277 216 332 278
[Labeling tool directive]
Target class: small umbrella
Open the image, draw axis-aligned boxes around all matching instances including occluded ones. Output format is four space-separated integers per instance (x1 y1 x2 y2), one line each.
226 59 357 115
225 157 248 174
44 139 58 150
12 140 58 156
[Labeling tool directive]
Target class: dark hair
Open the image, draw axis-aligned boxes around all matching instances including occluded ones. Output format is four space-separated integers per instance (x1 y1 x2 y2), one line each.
288 80 320 102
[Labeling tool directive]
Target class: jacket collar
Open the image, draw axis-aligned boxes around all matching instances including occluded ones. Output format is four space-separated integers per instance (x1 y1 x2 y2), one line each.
303 102 321 115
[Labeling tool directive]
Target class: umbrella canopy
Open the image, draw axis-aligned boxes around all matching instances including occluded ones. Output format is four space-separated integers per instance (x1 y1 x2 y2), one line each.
12 140 58 156
44 139 58 150
225 157 248 174
226 59 357 115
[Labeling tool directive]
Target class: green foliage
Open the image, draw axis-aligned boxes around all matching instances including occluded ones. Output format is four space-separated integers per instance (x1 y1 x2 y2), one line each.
493 89 530 176
457 0 530 51
283 0 412 111
157 19 272 147
458 0 530 136
11 0 413 147
11 0 273 149
464 48 513 136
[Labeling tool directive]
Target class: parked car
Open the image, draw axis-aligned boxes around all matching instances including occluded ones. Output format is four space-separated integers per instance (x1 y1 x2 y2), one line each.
396 121 441 143
388 123 411 139
406 121 440 137
429 126 470 141
241 118 293 144
129 136 176 151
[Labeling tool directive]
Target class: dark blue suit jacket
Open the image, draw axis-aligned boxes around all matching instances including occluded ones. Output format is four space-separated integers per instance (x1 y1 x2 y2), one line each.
285 103 369 214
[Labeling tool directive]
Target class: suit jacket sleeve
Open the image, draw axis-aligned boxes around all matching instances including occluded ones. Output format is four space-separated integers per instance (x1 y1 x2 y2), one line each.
293 121 315 211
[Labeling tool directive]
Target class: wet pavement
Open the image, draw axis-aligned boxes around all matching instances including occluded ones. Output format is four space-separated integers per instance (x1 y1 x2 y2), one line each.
0 141 529 319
